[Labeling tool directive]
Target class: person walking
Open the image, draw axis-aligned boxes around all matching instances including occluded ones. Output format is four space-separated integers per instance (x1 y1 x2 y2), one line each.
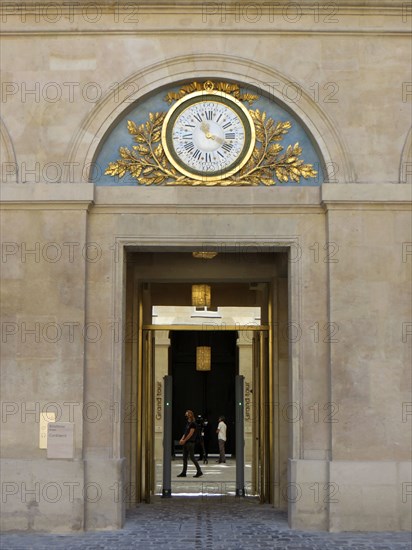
196 414 208 464
177 410 203 478
216 415 227 463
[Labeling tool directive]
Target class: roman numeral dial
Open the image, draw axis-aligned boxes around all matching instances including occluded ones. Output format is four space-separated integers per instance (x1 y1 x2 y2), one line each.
161 90 255 181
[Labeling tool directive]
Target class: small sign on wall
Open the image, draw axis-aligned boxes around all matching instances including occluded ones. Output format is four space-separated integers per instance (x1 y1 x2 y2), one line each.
39 412 56 449
47 422 74 459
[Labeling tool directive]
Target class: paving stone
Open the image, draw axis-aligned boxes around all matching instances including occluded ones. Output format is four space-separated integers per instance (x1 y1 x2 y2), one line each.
1 497 411 549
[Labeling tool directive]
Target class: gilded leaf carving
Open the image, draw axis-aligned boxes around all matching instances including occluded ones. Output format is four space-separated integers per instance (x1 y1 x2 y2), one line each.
105 82 318 186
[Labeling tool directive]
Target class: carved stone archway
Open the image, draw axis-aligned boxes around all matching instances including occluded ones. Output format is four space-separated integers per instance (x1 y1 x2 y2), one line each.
64 54 355 184
1 118 18 183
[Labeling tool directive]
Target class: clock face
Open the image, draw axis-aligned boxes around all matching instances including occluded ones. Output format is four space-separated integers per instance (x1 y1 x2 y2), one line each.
161 90 255 181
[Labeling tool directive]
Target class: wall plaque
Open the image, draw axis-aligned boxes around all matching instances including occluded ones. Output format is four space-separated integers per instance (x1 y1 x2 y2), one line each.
47 422 74 459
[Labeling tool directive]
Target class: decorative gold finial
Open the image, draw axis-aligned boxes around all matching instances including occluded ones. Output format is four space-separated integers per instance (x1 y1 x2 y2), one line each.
203 80 215 91
192 251 218 260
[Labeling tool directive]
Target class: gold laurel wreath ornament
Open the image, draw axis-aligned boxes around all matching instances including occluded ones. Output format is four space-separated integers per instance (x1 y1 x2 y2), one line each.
105 81 317 186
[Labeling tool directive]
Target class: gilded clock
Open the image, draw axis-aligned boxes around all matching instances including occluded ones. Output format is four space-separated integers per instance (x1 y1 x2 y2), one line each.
161 90 255 181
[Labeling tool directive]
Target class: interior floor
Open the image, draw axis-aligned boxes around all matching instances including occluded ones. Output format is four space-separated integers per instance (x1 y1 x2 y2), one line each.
155 457 256 497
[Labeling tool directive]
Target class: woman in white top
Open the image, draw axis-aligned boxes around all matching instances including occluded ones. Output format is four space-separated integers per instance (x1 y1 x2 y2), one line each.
216 415 227 463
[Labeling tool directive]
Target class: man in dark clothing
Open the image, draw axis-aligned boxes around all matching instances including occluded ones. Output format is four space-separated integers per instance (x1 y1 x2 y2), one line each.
197 414 208 464
177 410 203 478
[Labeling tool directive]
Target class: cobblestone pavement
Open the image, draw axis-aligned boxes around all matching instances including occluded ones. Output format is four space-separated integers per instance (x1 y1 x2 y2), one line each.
1 496 411 550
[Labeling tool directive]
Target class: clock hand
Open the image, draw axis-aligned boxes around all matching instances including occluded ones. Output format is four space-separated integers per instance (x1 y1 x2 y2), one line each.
200 122 225 144
209 135 225 145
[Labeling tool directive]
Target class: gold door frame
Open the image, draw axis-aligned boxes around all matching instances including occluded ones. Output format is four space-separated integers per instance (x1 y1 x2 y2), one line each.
126 284 156 505
252 329 273 503
127 286 277 505
142 326 272 504
142 329 155 502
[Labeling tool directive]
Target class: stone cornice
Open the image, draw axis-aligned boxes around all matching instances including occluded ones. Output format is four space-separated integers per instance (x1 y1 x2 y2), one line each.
1 2 410 36
321 183 412 210
1 183 411 212
0 0 407 8
0 183 95 209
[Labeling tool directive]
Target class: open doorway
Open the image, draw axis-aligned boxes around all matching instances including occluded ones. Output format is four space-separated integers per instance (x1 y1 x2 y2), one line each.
171 330 237 458
123 250 289 509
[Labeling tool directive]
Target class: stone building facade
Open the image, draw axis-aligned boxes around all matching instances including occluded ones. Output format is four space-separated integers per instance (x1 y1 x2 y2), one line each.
1 0 411 533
